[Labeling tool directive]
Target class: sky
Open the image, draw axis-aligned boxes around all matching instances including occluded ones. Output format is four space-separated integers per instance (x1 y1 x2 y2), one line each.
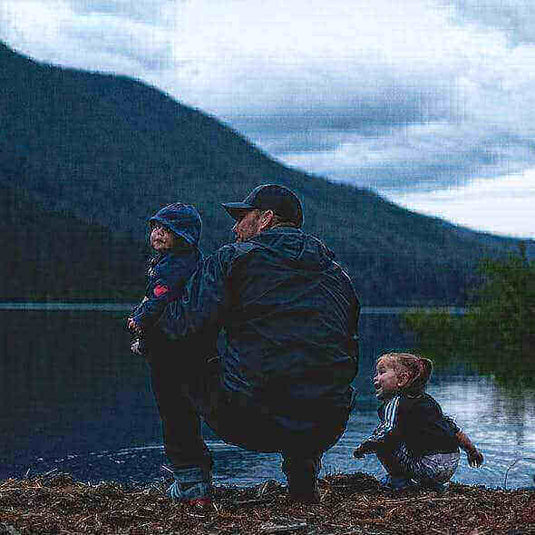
1 0 534 239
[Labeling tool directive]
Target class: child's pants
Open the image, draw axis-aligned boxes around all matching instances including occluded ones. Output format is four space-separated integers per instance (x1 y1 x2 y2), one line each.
381 442 460 484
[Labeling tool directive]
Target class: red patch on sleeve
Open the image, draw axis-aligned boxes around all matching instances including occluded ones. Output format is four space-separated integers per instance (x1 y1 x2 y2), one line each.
153 284 170 297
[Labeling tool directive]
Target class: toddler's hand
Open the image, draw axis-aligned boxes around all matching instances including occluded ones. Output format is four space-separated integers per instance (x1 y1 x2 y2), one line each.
353 445 367 459
467 448 484 467
127 317 142 335
131 339 142 355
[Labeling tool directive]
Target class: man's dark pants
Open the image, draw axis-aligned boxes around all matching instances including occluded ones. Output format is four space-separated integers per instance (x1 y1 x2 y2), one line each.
148 348 349 495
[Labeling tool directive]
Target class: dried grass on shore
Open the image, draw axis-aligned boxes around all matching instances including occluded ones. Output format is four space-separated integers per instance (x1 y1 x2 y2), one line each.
0 472 533 535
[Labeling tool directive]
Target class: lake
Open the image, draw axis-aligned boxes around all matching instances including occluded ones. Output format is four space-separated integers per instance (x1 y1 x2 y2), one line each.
1 306 534 489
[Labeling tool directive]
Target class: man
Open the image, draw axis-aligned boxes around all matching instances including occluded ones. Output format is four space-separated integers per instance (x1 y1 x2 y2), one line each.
153 184 360 504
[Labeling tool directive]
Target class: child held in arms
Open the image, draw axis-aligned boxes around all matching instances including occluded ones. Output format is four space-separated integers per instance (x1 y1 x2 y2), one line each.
127 203 203 352
353 352 484 491
127 203 217 505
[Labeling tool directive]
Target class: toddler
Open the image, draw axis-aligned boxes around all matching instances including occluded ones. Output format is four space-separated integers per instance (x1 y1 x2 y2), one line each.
127 203 218 505
353 352 484 491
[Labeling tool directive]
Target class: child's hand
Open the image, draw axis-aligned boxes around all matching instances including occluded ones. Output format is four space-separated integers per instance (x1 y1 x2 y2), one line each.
130 339 142 355
353 445 368 459
127 317 142 335
456 430 484 467
466 448 484 467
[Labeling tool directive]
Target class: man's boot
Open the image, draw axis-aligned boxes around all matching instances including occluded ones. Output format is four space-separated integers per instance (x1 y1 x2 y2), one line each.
282 456 321 504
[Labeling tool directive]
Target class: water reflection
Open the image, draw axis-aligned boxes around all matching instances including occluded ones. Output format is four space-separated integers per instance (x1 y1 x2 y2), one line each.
1 309 534 488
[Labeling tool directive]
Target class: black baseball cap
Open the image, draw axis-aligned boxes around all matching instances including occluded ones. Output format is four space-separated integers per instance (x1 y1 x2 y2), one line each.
222 184 303 227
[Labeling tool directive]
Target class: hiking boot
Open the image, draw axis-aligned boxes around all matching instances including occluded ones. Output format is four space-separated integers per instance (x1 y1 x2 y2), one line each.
289 486 321 504
283 456 321 504
167 466 212 506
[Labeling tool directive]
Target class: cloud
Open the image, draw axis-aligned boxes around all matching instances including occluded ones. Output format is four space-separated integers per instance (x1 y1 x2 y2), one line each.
158 0 535 193
0 1 73 60
167 0 469 122
1 0 523 132
68 0 177 25
0 0 175 73
62 14 174 72
449 0 535 45
391 166 535 238
257 121 535 191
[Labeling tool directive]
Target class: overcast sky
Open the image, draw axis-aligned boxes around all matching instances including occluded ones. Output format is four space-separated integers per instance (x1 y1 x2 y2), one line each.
1 0 534 238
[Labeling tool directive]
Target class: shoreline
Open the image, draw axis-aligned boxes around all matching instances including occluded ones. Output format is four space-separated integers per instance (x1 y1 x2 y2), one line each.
1 472 533 534
0 303 467 314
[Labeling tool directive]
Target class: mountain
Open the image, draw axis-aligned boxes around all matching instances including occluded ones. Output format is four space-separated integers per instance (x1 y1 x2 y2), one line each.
0 42 529 304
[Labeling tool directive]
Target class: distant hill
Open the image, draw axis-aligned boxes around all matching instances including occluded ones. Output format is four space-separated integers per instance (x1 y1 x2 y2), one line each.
0 183 145 301
0 42 529 304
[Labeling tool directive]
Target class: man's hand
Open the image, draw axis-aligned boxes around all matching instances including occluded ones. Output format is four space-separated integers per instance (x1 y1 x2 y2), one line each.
466 448 484 468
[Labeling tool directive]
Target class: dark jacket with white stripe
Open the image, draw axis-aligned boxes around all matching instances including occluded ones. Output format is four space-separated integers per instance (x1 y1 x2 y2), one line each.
360 393 460 457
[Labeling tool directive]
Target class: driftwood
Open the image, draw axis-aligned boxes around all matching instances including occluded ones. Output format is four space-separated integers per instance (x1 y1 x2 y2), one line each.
0 472 533 534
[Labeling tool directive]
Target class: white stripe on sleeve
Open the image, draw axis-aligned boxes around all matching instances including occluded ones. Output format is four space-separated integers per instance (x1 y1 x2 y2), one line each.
382 395 400 433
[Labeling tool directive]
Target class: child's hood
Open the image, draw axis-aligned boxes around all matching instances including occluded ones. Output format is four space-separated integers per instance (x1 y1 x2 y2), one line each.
149 203 201 246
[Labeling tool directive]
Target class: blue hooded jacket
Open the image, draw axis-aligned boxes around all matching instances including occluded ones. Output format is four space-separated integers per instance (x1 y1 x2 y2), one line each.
158 225 360 423
148 203 202 246
131 203 202 329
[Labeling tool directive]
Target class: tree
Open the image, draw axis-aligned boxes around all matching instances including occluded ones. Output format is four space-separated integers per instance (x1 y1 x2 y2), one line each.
403 244 535 388
468 242 534 355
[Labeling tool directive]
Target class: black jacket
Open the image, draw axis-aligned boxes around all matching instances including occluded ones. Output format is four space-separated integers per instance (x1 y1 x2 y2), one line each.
158 226 360 422
361 393 460 457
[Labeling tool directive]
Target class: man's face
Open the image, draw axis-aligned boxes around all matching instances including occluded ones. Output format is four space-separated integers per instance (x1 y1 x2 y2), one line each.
232 209 264 242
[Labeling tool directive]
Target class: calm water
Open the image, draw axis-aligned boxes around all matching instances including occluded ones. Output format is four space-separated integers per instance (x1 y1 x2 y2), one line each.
1 307 534 489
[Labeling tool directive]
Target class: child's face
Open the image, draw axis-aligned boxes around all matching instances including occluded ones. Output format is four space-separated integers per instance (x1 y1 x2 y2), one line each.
150 223 176 252
373 359 408 399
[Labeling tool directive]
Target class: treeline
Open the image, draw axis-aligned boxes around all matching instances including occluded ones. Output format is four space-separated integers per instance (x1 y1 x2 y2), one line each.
403 244 535 388
0 179 485 304
0 184 145 301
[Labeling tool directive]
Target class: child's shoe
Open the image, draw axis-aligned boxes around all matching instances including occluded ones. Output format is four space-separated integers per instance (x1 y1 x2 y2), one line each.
167 466 212 506
419 479 448 493
380 475 414 491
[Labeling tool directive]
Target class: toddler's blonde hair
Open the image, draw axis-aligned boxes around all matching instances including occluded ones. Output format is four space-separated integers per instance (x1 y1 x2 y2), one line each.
378 352 433 394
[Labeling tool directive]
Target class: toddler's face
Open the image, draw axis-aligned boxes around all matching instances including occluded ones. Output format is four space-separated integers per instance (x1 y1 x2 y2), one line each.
150 223 176 252
373 359 406 399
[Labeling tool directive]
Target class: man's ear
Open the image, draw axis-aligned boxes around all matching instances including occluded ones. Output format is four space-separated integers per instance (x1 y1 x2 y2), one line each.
259 210 275 230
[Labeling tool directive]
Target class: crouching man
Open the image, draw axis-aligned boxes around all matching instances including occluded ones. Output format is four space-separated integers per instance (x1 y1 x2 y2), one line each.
152 184 360 504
